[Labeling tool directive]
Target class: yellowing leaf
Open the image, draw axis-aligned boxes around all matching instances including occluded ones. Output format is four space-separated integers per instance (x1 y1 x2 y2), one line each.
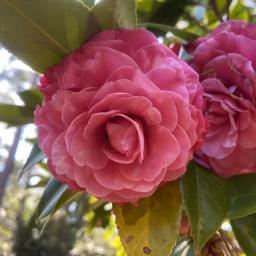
113 181 182 256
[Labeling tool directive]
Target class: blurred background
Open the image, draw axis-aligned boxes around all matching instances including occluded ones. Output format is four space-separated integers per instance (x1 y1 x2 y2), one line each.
0 0 255 255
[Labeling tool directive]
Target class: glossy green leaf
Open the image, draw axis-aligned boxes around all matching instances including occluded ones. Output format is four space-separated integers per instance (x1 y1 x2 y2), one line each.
182 162 229 252
227 174 256 219
231 214 256 256
139 23 199 42
37 177 68 219
0 104 33 125
18 88 43 109
113 181 182 256
0 0 94 73
183 162 256 251
91 0 137 29
19 143 44 179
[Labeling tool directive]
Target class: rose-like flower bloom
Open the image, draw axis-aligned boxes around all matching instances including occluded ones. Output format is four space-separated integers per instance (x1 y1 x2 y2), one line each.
35 28 205 203
189 20 256 177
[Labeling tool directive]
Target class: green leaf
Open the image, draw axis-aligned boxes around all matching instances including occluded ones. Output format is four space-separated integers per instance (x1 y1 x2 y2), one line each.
0 0 95 73
113 181 182 256
137 0 191 27
18 88 43 109
231 214 256 256
0 104 33 125
182 162 229 252
91 0 137 29
19 143 44 179
139 23 199 42
37 177 68 219
227 174 256 219
182 162 256 251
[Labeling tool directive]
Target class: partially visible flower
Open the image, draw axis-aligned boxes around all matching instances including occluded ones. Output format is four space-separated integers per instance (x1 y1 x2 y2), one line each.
35 28 206 203
189 20 256 177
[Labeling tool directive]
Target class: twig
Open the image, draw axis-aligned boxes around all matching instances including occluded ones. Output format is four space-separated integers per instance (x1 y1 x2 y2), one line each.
210 0 224 21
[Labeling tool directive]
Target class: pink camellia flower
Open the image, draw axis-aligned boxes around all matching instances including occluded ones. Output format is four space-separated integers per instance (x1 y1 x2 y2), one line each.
35 28 206 203
189 20 256 177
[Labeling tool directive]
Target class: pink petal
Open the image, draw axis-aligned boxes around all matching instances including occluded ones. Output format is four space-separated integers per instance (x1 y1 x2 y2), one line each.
90 28 158 52
146 66 189 100
73 166 110 197
134 43 176 72
110 96 161 126
238 120 256 148
62 90 95 125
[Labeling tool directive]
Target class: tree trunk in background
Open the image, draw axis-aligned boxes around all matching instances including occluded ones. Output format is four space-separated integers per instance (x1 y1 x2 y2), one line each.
0 127 23 207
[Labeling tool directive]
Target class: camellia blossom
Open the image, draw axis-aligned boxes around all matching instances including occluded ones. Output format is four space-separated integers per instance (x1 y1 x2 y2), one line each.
35 28 206 203
190 20 256 177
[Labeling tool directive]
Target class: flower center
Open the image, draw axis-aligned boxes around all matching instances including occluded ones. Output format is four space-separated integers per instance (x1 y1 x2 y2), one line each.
106 116 138 156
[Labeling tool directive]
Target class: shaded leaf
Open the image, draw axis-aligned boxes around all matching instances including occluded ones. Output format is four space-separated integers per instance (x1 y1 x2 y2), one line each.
231 214 256 256
137 0 191 27
91 0 137 29
37 177 68 219
139 23 198 42
19 143 44 179
182 162 229 252
0 0 95 73
42 189 79 218
0 104 33 125
113 181 182 256
228 174 256 219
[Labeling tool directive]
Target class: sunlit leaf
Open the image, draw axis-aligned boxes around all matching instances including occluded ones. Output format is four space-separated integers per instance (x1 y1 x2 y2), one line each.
0 104 33 125
18 88 43 109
